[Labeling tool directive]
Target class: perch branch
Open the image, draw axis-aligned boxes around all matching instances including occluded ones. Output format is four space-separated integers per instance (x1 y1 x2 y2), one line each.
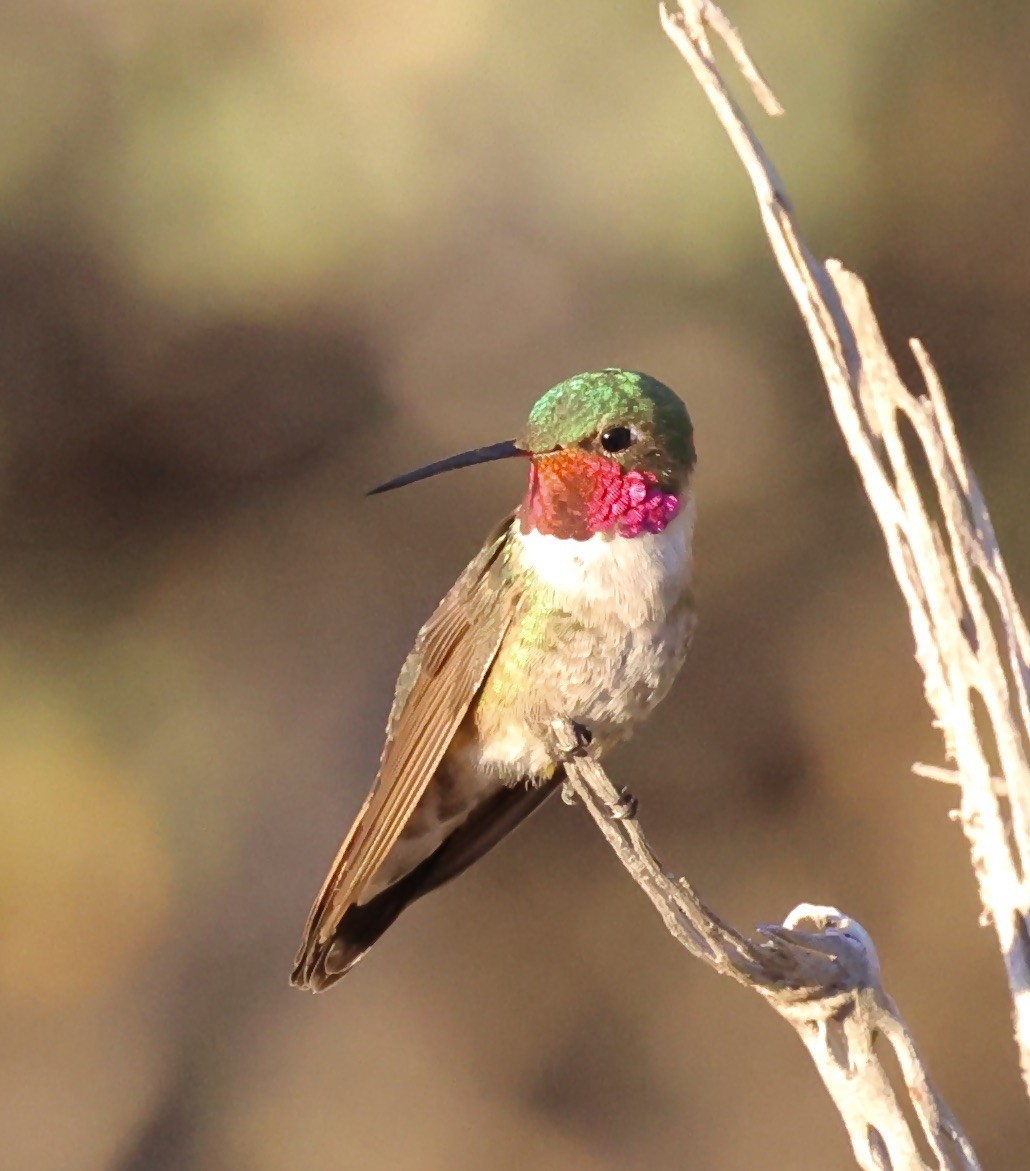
553 721 979 1171
659 0 1030 1094
546 1 1030 1166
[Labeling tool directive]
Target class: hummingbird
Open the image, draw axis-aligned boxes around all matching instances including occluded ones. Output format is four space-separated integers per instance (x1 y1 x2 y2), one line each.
292 368 697 990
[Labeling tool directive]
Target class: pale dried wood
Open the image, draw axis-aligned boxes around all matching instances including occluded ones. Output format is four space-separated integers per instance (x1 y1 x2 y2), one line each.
661 0 1030 1089
553 720 979 1171
548 1 1030 1166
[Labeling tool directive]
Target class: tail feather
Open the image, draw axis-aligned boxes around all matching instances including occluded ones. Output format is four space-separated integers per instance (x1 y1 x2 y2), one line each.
291 774 561 991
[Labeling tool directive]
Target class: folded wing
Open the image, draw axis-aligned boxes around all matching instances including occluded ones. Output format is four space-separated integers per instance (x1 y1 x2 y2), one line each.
291 517 519 990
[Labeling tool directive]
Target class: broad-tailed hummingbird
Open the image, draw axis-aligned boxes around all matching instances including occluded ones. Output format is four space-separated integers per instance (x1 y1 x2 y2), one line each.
292 368 697 990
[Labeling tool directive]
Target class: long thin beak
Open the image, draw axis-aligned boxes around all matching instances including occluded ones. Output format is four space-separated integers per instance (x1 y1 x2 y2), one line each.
367 439 525 496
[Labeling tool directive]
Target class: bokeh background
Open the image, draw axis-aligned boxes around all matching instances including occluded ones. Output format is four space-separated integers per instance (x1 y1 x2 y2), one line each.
2 1 1029 1168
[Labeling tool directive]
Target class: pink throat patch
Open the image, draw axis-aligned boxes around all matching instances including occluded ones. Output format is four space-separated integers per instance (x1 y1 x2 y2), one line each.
520 451 680 540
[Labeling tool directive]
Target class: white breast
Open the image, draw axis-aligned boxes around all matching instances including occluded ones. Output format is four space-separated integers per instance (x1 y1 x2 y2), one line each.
514 495 695 626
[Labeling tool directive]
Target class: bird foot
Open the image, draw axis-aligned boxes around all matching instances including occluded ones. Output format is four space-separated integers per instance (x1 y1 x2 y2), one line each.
607 787 638 821
569 721 593 755
555 722 593 805
549 720 594 763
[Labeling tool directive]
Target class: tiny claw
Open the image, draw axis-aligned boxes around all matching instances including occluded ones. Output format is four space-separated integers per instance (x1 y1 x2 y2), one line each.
608 787 638 820
547 719 594 765
561 781 578 806
570 722 593 755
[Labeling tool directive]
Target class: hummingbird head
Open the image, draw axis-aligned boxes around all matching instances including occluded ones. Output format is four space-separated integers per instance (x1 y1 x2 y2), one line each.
370 368 694 541
515 368 695 540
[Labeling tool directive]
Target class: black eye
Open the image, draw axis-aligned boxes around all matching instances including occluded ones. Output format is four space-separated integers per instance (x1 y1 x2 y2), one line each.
600 426 633 453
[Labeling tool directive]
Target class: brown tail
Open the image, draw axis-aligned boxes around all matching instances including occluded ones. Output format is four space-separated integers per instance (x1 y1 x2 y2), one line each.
291 774 561 991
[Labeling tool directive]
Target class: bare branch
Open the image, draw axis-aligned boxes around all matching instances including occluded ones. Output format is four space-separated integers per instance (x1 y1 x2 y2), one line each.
545 1 1030 1165
553 721 980 1171
659 0 1030 1093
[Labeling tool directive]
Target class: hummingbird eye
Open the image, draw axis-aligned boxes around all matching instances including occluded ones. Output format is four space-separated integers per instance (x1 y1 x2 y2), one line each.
599 426 633 454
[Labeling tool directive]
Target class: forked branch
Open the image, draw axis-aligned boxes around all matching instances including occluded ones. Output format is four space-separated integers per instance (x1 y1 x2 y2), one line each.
553 721 979 1171
661 0 1030 1088
553 1 1030 1166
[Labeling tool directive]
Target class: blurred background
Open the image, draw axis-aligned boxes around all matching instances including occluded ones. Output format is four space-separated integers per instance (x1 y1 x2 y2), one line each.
1 1 1029 1168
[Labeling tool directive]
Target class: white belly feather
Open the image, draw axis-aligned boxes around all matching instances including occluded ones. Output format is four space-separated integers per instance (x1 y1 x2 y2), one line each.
465 499 697 780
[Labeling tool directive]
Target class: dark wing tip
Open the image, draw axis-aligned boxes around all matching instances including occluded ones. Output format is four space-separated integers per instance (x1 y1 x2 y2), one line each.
290 878 419 991
290 938 356 993
289 944 320 992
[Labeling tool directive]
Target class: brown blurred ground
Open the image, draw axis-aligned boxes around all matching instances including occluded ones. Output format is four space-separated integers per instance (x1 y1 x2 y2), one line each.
0 2 1029 1168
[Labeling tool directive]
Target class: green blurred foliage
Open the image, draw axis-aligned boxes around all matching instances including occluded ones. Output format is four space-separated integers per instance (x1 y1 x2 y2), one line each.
0 2 1028 1169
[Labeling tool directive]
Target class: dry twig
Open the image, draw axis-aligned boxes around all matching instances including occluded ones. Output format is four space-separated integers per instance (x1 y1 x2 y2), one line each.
549 1 1030 1166
553 721 979 1171
662 0 1030 1087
